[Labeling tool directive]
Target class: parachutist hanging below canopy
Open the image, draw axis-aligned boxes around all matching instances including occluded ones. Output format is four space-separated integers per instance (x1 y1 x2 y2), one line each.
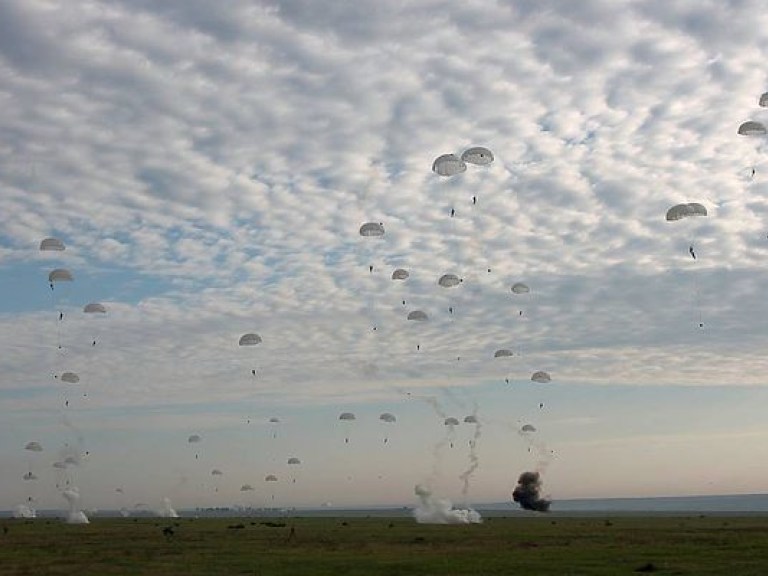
689 245 696 260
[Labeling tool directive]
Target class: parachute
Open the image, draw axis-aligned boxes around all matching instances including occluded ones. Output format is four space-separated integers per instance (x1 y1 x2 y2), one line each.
444 417 460 426
379 413 396 423
432 153 467 176
269 417 280 423
53 461 67 469
761 93 768 107
40 238 65 251
438 274 462 288
238 333 262 346
188 434 201 443
211 469 223 476
521 424 536 432
339 412 356 421
287 457 301 465
531 371 551 383
407 310 428 321
23 472 38 481
461 147 494 166
240 484 254 491
391 269 409 280
265 474 278 482
359 222 385 237
59 372 80 384
463 415 478 424
738 121 767 136
25 442 43 452
83 303 107 314
511 282 530 294
665 203 708 221
494 349 513 358
48 269 73 283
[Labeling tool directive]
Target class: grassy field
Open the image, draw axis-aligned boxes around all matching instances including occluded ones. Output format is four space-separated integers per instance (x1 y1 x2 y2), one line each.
2 515 768 575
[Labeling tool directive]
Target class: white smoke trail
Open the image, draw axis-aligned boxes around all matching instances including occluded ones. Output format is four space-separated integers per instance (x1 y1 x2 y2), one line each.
62 487 89 524
413 485 482 524
459 410 482 504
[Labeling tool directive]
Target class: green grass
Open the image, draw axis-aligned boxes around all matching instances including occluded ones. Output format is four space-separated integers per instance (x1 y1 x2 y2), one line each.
2 515 768 575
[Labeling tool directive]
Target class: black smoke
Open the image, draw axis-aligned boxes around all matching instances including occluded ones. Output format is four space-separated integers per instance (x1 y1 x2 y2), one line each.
512 471 551 512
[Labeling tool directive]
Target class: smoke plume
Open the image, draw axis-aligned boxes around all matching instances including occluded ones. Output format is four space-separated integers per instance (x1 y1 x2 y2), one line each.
512 471 551 512
62 487 90 524
413 484 482 524
157 497 179 518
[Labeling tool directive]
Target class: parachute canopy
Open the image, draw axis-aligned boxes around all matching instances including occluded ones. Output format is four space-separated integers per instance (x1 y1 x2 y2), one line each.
494 349 513 358
188 434 201 443
379 412 396 423
48 269 73 283
211 469 223 476
444 417 460 426
461 147 494 166
60 372 80 384
83 303 107 314
760 93 768 107
269 417 280 423
407 310 428 321
265 474 278 482
25 441 43 452
391 269 409 280
240 484 254 492
438 274 462 288
531 371 551 383
464 415 478 424
359 222 385 237
432 153 467 176
23 472 38 481
738 120 767 136
40 238 65 251
339 412 356 421
239 333 262 346
287 457 301 465
666 203 708 221
53 461 67 469
521 424 536 433
511 282 530 294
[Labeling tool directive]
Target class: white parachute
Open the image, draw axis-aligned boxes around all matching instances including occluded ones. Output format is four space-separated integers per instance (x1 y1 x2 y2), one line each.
511 282 530 294
40 238 65 251
460 147 494 166
738 120 767 136
665 203 708 221
59 372 80 384
238 333 262 346
432 153 467 176
359 222 385 237
48 269 73 283
438 274 462 288
407 310 428 321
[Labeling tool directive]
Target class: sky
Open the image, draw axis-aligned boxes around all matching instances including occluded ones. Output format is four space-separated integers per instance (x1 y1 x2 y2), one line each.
3 0 768 513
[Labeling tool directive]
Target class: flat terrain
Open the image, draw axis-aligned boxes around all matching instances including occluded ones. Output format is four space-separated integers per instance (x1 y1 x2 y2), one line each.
1 515 768 575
